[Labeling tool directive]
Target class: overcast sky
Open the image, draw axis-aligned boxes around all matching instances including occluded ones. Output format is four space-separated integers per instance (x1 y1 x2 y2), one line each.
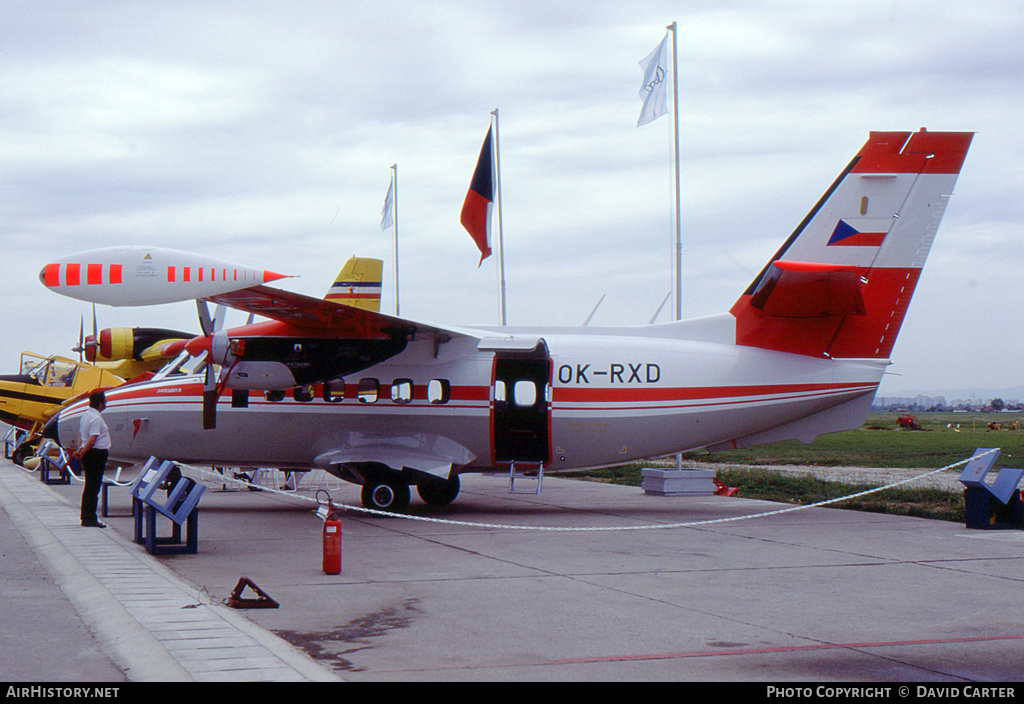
2 0 1022 398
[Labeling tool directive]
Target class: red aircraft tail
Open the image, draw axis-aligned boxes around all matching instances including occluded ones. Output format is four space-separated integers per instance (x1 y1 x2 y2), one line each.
730 129 973 359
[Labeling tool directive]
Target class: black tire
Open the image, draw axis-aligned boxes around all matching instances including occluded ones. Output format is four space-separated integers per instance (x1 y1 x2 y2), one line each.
12 442 33 467
361 478 411 513
417 475 460 506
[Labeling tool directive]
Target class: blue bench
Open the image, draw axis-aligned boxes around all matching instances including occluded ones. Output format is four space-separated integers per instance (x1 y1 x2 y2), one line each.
131 457 206 554
959 448 1024 530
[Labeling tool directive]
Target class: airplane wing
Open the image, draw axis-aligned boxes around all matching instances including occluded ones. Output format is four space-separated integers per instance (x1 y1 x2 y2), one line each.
191 285 477 428
202 284 458 343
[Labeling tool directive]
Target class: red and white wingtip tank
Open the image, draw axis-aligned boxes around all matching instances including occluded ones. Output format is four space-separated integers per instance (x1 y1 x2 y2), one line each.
39 246 290 306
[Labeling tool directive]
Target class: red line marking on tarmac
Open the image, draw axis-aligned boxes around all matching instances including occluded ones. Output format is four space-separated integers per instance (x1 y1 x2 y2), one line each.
545 634 1024 666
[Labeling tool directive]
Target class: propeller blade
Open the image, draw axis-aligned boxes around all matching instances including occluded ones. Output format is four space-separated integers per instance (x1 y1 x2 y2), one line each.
201 329 233 431
77 316 84 362
197 300 214 336
197 300 228 336
202 356 217 430
213 304 226 331
202 389 218 430
196 301 234 429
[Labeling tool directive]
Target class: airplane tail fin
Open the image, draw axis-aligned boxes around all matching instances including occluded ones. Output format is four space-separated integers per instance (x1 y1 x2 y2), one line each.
323 257 384 312
729 129 973 359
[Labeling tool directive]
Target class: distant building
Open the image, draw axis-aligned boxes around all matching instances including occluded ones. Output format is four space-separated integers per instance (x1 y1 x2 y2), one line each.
872 394 1023 413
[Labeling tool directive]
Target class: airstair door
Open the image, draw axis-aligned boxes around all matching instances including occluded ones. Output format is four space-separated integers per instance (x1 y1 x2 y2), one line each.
488 340 551 467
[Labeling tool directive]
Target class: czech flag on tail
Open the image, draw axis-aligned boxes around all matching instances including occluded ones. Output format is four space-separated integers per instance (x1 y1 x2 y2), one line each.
827 219 890 247
460 126 494 263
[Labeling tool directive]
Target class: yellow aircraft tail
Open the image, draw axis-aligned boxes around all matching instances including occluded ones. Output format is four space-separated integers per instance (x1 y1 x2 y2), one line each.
323 257 383 312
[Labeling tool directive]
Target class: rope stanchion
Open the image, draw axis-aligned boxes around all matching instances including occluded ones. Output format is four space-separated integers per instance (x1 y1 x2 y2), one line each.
170 448 995 533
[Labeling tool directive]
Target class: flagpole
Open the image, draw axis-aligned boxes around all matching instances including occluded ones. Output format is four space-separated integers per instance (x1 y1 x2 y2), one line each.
668 21 683 474
491 108 507 325
668 21 681 323
391 163 399 316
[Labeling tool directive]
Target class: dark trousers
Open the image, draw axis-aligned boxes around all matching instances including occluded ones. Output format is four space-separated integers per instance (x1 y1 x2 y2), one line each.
80 448 108 525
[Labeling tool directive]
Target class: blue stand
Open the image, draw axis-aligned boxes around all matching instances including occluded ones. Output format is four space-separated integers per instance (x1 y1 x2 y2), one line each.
959 448 1024 530
131 457 206 554
38 456 71 485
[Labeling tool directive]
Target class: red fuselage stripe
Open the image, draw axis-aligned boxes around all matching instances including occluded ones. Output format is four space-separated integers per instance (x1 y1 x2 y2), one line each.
105 380 872 408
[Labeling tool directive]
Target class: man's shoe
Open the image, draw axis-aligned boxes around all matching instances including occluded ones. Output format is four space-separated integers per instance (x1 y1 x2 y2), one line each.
82 521 107 528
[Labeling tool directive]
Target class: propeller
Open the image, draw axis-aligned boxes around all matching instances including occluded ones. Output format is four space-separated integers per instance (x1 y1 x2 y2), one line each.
195 301 231 430
72 304 100 361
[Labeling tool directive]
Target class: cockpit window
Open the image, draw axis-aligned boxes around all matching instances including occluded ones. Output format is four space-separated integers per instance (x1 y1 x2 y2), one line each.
152 350 209 380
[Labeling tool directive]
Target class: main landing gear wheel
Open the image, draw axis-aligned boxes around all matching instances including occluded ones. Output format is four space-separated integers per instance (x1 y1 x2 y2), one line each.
361 478 411 513
417 475 460 506
12 443 33 467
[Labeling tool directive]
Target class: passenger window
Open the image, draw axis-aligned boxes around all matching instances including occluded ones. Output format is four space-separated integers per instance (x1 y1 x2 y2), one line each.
428 379 451 404
293 385 314 402
323 378 345 403
493 380 506 403
264 389 285 402
358 378 379 403
391 378 413 404
513 381 537 407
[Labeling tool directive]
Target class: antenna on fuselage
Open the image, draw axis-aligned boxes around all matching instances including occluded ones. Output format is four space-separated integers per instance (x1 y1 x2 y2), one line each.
649 291 672 324
583 294 606 326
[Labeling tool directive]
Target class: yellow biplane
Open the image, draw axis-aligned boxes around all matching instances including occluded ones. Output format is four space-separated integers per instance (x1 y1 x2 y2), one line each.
1 352 124 464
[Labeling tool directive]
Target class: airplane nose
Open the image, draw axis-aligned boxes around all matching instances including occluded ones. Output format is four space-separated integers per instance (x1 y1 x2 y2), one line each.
41 412 62 444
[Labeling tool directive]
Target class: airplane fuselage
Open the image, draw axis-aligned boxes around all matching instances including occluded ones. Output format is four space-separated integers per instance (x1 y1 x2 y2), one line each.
48 315 884 476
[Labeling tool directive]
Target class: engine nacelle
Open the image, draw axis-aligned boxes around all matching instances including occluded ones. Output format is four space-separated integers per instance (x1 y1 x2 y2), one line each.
86 327 193 362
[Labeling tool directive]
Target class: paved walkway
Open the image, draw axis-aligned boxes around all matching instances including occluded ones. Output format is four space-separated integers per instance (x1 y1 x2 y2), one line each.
5 454 1024 682
0 459 341 682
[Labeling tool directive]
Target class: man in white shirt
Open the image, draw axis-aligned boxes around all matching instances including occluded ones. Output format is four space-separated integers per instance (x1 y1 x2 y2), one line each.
74 390 111 528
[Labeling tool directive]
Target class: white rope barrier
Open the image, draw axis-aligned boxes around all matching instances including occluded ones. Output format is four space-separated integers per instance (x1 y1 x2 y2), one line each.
19 440 136 487
171 449 994 533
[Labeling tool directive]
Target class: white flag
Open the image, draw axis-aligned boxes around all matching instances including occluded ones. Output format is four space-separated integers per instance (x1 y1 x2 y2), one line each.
637 32 670 127
380 179 394 231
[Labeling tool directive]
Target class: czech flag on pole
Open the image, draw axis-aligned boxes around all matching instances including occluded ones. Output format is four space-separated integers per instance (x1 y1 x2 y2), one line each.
460 126 494 263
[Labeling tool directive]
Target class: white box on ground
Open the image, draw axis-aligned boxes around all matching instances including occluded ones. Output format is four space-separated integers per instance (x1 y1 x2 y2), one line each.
641 468 716 496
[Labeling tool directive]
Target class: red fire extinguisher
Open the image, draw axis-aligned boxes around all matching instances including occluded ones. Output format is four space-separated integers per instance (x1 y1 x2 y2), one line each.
322 506 342 575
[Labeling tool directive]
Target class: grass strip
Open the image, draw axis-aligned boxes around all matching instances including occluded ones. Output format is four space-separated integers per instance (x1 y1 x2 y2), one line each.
564 464 965 523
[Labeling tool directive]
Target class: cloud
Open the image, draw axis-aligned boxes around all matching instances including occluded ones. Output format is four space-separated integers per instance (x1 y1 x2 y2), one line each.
1 0 1022 396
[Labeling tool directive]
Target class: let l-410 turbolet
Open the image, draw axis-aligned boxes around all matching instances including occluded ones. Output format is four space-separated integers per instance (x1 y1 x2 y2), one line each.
42 130 973 512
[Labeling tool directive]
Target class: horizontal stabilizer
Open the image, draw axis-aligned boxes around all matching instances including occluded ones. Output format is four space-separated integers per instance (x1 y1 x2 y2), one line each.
749 261 866 318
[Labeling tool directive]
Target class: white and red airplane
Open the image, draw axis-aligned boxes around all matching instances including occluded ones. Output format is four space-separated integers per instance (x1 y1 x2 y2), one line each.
41 130 973 511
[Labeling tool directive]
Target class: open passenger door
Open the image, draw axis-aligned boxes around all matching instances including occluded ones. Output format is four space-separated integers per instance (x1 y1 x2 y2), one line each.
484 338 552 468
